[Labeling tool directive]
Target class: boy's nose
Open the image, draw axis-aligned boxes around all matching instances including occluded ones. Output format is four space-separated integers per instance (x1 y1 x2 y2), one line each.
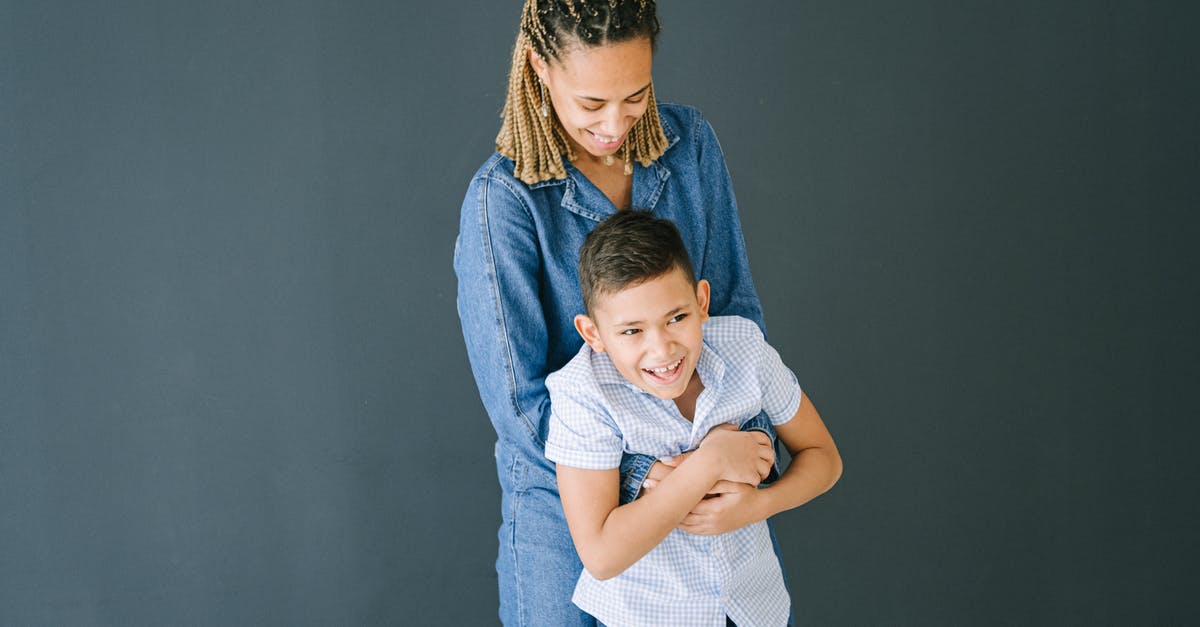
646 329 672 357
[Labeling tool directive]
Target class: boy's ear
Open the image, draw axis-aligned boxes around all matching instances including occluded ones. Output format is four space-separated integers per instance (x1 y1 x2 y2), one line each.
574 314 606 352
695 279 711 322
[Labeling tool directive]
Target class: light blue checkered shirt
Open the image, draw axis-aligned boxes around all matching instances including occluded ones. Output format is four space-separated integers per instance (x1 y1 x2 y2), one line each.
546 316 801 627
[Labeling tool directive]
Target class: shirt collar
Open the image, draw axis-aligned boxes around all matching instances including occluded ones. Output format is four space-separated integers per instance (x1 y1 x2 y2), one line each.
533 116 681 221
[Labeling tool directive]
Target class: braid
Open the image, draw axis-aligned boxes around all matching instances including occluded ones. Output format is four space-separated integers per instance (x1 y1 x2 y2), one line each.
496 0 668 185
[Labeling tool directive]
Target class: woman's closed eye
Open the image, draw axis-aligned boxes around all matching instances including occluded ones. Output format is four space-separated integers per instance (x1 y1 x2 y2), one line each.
581 95 645 112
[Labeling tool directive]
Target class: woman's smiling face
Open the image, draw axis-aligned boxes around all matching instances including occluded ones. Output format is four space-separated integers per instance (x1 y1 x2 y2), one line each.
531 37 653 161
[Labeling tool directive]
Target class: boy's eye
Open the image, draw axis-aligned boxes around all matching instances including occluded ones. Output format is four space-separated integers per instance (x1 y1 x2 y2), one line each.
668 313 688 324
620 328 640 336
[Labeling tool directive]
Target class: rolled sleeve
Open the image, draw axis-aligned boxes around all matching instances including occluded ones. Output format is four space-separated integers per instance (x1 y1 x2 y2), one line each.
618 453 656 505
740 411 782 484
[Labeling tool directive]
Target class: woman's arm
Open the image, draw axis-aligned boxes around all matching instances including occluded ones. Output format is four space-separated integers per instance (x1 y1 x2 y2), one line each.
631 112 783 503
455 167 552 445
692 111 787 480
457 164 676 502
692 112 765 332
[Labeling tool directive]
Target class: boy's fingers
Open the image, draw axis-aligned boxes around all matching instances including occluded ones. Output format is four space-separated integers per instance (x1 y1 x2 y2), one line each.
759 444 775 468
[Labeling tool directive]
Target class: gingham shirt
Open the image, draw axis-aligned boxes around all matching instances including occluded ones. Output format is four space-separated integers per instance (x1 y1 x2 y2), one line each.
546 315 801 627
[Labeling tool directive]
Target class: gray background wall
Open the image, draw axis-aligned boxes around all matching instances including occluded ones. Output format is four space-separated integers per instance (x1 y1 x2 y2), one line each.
3 1 1197 625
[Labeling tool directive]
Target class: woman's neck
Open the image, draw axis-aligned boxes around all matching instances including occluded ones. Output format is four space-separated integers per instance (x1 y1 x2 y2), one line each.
572 152 632 210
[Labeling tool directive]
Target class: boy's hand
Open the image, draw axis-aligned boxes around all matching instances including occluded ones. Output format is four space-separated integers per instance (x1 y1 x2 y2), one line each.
641 425 774 494
677 481 763 536
695 424 773 486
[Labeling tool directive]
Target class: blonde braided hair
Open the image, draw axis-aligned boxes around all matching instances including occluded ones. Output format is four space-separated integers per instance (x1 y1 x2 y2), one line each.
496 0 669 185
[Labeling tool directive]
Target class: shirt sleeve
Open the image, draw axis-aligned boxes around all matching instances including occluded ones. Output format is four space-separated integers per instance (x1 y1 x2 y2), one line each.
544 370 624 470
758 338 803 426
454 165 553 445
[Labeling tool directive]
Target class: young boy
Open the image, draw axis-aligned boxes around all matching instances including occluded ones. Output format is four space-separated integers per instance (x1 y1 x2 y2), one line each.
545 211 843 627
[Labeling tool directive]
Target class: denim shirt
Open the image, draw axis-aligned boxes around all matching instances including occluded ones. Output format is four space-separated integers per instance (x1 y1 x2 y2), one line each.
455 104 772 501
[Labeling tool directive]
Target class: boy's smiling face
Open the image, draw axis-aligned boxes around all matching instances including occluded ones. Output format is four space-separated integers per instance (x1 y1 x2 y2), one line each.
574 267 710 400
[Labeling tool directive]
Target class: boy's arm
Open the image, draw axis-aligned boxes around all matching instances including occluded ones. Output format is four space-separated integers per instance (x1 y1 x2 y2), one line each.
753 391 843 514
639 411 780 495
677 391 842 535
557 426 773 581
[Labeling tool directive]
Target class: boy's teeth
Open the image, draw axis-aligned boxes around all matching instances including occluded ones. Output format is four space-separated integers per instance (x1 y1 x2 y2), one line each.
648 359 681 374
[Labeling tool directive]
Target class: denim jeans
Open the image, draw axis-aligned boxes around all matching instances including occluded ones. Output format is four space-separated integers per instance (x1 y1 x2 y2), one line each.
457 104 787 626
494 441 588 626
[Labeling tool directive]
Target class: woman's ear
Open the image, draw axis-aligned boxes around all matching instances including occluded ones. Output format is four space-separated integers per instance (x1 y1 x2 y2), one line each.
574 314 605 352
528 49 548 82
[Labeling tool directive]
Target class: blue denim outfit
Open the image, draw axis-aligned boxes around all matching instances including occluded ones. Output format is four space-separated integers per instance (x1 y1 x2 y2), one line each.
455 104 781 626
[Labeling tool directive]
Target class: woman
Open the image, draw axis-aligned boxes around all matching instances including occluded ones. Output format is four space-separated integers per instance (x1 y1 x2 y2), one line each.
455 2 784 624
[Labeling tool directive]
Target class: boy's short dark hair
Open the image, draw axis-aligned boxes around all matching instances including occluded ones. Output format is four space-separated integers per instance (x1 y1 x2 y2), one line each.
578 210 696 315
